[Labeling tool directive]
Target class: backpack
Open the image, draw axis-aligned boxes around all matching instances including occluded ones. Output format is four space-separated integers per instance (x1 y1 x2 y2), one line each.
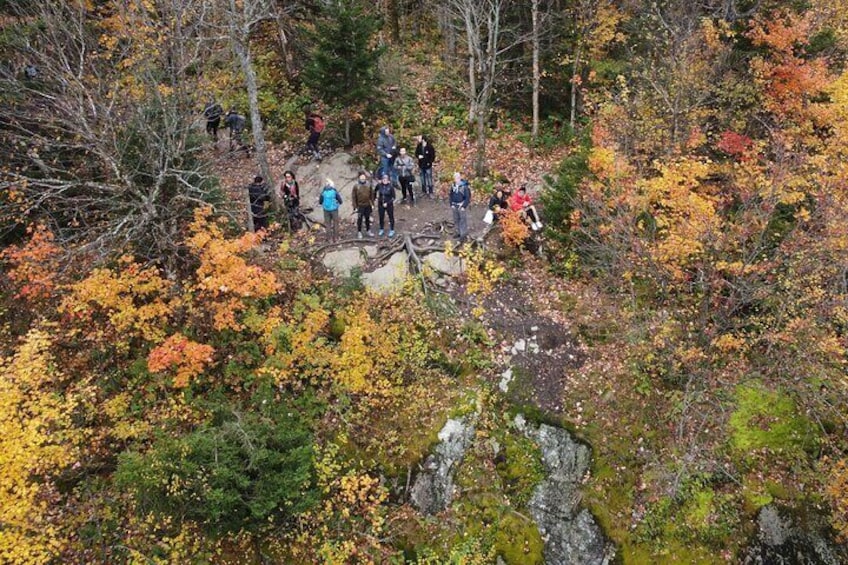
312 115 325 133
321 187 339 211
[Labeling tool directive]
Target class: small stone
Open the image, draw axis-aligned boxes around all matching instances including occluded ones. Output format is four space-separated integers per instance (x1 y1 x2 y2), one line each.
514 339 526 352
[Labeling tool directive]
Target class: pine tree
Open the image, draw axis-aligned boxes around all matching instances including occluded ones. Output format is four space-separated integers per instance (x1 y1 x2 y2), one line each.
302 0 384 146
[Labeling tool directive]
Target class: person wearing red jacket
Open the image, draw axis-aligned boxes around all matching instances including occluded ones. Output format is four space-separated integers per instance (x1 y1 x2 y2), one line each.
508 185 543 231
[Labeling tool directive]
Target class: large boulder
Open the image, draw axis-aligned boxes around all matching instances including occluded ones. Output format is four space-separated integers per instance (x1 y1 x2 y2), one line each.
361 251 408 293
424 251 464 276
741 505 847 565
322 247 369 277
516 415 615 565
410 417 476 515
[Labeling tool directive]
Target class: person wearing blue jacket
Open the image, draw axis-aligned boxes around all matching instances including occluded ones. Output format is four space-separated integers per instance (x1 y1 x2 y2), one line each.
319 179 343 241
449 172 471 242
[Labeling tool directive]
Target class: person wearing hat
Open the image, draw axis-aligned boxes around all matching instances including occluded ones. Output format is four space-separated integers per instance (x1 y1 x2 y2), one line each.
319 178 343 241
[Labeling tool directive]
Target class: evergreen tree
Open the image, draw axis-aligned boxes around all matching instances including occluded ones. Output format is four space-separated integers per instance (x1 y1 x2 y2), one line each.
302 0 384 145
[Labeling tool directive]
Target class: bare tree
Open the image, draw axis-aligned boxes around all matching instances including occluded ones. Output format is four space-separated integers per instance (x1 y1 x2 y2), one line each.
0 0 222 270
447 0 505 176
222 0 277 198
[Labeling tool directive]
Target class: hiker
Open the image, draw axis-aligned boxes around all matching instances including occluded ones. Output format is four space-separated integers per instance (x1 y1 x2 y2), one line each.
394 147 416 205
449 172 471 241
278 170 300 211
509 185 543 231
376 126 397 184
484 187 509 225
376 173 396 237
247 176 270 231
352 171 375 239
415 135 436 197
203 99 223 142
224 110 247 153
306 110 324 160
319 178 343 241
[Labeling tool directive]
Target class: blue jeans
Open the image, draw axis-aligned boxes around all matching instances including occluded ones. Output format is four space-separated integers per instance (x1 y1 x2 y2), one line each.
452 206 468 239
420 168 434 194
380 156 398 185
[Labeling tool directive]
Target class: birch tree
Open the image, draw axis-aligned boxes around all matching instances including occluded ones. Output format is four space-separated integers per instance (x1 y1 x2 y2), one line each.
448 0 513 176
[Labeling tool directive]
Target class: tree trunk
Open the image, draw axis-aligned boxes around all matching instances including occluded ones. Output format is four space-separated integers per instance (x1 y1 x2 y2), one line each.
388 0 400 43
275 13 295 78
475 108 487 176
570 41 581 131
232 36 275 206
531 0 540 145
344 108 351 147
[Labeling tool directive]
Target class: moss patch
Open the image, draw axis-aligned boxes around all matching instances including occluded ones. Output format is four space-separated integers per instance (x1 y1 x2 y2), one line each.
729 382 818 456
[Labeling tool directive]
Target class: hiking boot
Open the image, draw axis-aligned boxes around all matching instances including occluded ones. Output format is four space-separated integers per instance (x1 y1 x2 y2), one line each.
378 229 384 236
357 231 363 239
366 230 375 237
388 230 395 237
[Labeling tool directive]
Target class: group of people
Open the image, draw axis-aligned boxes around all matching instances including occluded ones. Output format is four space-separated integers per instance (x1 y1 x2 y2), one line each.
375 125 437 203
486 185 543 231
203 99 250 154
242 119 541 243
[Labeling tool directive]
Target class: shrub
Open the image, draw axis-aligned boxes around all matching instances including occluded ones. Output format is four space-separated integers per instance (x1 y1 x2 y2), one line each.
116 392 317 536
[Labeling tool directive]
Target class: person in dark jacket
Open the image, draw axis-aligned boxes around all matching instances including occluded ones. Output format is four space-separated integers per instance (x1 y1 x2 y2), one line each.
247 176 270 231
203 99 223 142
376 174 396 237
415 135 436 197
488 188 509 218
352 171 375 239
376 126 397 184
449 172 471 241
278 170 300 211
224 110 248 153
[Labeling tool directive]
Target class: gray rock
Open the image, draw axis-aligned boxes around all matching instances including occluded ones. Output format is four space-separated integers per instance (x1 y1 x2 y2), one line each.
522 419 615 565
322 247 367 277
424 251 464 276
741 504 848 565
410 417 476 515
361 251 408 293
498 367 514 392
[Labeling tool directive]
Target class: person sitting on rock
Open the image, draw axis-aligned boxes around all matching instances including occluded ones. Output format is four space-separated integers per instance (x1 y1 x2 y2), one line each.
508 185 543 231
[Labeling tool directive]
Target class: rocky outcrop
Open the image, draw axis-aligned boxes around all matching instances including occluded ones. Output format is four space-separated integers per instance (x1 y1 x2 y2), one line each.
361 251 408 293
741 505 848 565
410 417 476 515
516 415 615 565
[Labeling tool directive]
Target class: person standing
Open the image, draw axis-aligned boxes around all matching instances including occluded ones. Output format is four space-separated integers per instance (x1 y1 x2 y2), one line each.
352 171 375 239
278 170 300 211
247 176 270 232
376 126 397 181
319 179 343 241
376 174 396 237
224 110 247 153
415 135 436 197
449 172 471 242
203 99 223 142
394 147 416 205
306 110 325 160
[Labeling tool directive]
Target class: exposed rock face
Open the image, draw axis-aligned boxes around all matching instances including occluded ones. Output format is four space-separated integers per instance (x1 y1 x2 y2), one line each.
741 505 848 565
322 247 367 277
424 251 464 276
361 251 408 293
410 417 475 515
516 415 615 565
